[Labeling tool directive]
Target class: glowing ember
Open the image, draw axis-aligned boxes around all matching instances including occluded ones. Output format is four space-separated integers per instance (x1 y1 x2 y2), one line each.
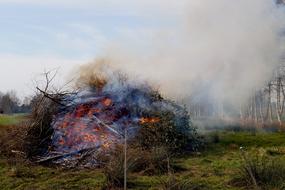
102 98 112 106
139 117 160 124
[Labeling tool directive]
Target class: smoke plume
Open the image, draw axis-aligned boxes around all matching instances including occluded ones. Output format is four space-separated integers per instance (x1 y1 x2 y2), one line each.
78 0 285 111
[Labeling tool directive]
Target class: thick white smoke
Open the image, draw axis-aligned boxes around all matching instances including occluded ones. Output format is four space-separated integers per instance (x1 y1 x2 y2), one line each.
84 0 285 110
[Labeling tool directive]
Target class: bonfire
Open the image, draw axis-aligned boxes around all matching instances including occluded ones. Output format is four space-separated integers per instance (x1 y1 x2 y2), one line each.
25 63 199 167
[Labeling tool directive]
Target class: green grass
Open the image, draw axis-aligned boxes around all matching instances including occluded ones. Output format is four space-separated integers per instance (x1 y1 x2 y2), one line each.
0 159 106 190
0 130 285 189
218 132 285 147
0 114 26 126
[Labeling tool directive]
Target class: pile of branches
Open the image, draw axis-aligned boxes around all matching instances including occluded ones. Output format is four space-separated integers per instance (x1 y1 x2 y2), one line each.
24 71 72 160
23 70 200 167
24 93 60 159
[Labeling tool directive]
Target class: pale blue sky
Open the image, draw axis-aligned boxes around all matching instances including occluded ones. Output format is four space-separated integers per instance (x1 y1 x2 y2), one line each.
0 0 186 97
0 1 184 56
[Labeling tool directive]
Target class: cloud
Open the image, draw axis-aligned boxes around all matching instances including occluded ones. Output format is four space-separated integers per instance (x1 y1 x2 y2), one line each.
0 0 181 57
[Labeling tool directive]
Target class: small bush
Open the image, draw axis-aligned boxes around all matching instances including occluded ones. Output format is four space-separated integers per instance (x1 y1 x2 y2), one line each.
133 147 173 175
234 150 285 189
134 107 200 152
101 146 139 188
101 146 175 189
24 95 58 158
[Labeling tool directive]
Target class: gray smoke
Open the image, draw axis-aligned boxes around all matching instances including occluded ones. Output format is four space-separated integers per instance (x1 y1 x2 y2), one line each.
80 0 285 110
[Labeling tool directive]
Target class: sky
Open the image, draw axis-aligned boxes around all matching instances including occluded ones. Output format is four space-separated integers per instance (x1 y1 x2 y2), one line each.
0 0 187 98
0 0 284 107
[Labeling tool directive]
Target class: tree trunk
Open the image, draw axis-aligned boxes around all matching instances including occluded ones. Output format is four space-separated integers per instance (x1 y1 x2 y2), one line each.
259 97 264 125
267 83 273 123
253 94 258 123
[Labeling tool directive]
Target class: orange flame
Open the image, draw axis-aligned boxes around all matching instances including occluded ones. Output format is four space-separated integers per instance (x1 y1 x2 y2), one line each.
60 113 72 129
75 105 88 118
83 134 96 142
102 142 111 148
139 117 160 124
59 138 65 145
102 98 112 107
88 108 101 118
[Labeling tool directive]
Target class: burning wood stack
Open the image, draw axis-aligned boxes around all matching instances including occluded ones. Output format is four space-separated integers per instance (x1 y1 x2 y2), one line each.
24 62 199 168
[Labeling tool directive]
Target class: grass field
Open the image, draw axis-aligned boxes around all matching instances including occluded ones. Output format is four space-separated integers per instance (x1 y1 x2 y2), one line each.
0 114 27 126
0 117 285 189
0 132 284 189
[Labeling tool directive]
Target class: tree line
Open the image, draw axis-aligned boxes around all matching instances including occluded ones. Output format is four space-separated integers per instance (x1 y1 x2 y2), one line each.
0 91 31 114
188 63 285 126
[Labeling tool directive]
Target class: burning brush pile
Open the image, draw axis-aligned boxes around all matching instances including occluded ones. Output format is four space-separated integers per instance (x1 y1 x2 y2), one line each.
25 63 199 168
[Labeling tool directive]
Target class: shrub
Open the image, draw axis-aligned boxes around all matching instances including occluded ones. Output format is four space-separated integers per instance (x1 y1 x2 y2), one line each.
134 105 200 152
132 146 174 175
101 145 139 188
24 95 59 159
234 150 285 189
101 146 175 188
